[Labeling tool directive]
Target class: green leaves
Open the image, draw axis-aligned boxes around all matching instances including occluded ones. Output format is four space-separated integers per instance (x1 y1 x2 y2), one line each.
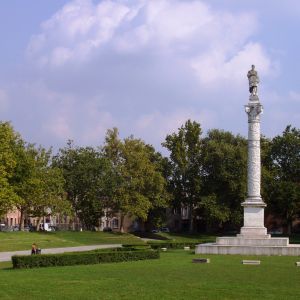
54 143 114 228
202 130 247 212
264 126 300 233
163 123 247 231
163 120 202 231
0 122 23 215
104 130 169 230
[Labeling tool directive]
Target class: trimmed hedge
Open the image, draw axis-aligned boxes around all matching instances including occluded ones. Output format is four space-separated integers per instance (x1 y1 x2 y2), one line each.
147 242 200 249
12 250 159 269
122 244 151 250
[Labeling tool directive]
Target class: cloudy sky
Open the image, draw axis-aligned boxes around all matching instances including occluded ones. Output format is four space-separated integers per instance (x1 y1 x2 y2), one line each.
1 0 300 152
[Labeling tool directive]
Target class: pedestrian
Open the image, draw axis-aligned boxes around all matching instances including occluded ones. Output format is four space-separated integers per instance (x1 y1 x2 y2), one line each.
31 243 37 255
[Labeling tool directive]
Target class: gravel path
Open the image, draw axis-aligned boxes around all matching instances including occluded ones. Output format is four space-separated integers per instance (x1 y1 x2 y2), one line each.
0 244 122 262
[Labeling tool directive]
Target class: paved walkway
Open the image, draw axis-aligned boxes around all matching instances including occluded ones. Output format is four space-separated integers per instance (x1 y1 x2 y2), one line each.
0 244 122 262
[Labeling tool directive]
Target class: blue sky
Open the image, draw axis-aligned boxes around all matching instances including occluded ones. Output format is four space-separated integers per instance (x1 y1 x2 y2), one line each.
0 0 300 152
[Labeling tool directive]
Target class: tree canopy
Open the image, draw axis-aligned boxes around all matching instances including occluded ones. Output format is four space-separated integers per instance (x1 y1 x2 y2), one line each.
1 120 300 234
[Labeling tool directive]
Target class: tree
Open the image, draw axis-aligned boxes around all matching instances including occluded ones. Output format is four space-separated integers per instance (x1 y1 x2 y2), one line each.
53 141 115 229
162 120 202 232
201 129 247 230
104 129 169 232
267 126 300 234
0 122 23 216
13 145 69 230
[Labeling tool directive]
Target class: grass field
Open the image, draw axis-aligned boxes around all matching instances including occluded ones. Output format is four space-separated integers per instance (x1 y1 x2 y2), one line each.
0 231 143 251
152 232 300 244
1 231 298 252
152 232 217 243
0 250 299 299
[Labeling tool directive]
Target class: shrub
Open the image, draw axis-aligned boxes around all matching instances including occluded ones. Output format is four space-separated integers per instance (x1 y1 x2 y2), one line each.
12 250 159 269
147 242 200 249
122 244 151 250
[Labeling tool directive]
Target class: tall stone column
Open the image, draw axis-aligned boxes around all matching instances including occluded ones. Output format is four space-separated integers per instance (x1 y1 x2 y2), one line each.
195 65 300 254
239 69 269 238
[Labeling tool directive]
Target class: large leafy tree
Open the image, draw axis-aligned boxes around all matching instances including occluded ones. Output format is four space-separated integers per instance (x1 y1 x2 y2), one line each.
162 120 202 232
266 126 300 234
201 129 247 230
104 129 169 232
13 145 69 230
53 142 115 229
0 122 22 216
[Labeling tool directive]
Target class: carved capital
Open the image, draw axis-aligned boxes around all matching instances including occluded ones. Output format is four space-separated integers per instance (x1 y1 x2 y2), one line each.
245 103 263 122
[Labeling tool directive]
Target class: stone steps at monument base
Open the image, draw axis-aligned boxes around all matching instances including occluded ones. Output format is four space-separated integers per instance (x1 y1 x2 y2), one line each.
216 237 289 246
195 243 300 256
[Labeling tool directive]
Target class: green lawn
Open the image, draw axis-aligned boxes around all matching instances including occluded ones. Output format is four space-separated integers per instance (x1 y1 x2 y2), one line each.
153 232 300 244
152 232 217 243
0 251 300 299
0 231 143 251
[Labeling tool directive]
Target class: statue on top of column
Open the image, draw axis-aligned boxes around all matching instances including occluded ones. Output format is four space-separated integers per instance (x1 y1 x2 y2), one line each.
247 65 259 96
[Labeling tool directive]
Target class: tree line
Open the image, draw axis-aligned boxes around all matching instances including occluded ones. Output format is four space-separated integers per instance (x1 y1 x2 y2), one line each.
0 120 299 233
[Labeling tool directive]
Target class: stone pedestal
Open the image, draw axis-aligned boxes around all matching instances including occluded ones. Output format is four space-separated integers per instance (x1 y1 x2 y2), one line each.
195 74 300 256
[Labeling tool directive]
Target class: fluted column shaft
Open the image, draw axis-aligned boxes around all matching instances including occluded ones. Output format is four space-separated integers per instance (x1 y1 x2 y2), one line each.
246 101 263 201
239 96 268 238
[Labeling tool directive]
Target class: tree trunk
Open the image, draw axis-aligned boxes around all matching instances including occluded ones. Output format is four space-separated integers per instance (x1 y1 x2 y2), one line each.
19 208 25 231
286 211 292 235
188 204 194 233
120 214 125 233
287 220 292 235
36 217 43 231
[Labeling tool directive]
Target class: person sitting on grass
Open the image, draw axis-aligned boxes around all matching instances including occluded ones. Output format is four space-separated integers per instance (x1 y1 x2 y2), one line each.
31 243 37 255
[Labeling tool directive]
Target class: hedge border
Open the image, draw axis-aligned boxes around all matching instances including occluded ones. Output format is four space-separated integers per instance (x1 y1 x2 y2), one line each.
12 249 159 269
147 242 200 249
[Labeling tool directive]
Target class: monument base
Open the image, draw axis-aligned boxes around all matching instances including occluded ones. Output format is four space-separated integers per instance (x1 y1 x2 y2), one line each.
195 235 300 256
238 226 270 238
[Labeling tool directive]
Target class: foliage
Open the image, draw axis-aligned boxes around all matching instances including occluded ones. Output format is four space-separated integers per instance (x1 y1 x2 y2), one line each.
122 244 151 250
162 120 202 232
12 249 159 269
0 122 23 216
53 142 116 228
201 129 247 229
265 126 300 234
13 145 69 229
103 128 169 231
147 241 200 249
199 194 230 228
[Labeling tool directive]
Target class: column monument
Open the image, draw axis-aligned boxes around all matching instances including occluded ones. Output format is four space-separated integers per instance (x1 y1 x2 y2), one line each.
195 65 300 255
239 65 269 238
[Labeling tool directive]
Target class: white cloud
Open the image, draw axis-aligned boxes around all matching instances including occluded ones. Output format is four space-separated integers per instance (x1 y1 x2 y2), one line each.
191 42 273 87
135 109 218 148
45 115 73 140
27 0 273 87
7 0 284 149
27 0 131 67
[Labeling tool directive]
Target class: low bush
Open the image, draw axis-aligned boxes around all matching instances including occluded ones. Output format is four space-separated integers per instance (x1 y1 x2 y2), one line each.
122 244 151 250
12 249 159 269
147 242 200 249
